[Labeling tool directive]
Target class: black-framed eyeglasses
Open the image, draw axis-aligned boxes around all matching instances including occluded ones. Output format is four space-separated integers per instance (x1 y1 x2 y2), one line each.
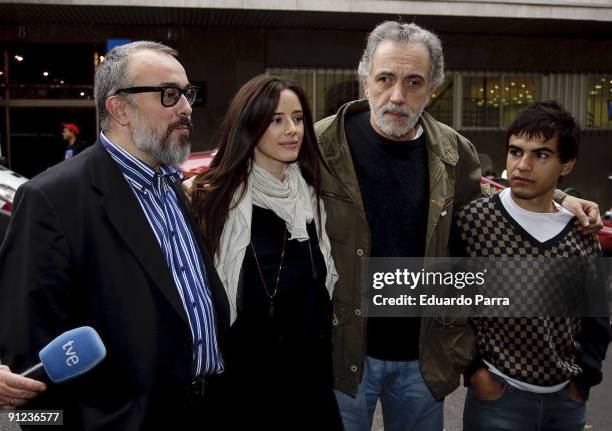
113 85 199 107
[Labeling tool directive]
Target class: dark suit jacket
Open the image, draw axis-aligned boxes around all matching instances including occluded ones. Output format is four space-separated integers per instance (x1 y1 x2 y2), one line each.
0 142 229 430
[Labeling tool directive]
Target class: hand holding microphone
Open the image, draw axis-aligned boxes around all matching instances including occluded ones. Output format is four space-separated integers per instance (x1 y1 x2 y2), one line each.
0 326 106 410
0 365 46 410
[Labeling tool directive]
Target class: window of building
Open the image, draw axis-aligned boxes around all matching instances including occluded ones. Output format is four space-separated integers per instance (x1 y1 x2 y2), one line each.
0 44 99 173
501 75 539 127
266 68 360 121
3 44 98 100
585 75 612 129
426 74 453 126
266 69 612 132
462 75 500 128
462 73 539 129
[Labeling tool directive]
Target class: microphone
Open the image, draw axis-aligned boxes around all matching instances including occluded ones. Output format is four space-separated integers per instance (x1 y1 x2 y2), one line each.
20 326 106 383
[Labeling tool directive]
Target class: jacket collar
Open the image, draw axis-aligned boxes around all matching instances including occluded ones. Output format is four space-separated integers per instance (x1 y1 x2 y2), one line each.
317 99 458 251
87 142 230 336
319 98 458 165
317 99 368 222
87 142 190 325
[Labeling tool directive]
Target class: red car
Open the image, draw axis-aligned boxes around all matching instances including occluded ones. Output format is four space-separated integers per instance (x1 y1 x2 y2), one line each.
179 150 216 178
480 176 506 192
601 213 612 256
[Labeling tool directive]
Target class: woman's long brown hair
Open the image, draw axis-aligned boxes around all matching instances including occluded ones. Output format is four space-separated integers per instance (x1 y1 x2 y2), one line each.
190 74 325 256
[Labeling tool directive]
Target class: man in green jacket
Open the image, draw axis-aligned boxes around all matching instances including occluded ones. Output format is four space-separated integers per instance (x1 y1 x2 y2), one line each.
315 21 602 431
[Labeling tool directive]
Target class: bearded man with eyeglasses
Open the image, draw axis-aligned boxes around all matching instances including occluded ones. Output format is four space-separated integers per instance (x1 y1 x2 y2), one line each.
0 41 229 430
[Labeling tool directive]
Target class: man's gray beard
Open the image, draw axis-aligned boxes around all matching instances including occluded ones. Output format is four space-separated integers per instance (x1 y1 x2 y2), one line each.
369 100 422 140
131 113 191 167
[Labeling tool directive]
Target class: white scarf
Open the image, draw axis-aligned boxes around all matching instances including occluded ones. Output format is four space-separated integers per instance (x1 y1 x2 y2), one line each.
215 162 338 324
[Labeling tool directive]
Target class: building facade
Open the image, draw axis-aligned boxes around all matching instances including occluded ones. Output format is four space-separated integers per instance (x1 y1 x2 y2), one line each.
1 0 611 206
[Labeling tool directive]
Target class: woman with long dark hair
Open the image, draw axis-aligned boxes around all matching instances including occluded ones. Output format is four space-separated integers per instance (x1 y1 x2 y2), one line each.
187 74 342 428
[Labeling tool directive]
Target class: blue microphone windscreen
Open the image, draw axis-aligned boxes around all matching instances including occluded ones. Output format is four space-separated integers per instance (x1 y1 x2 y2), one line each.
39 326 106 383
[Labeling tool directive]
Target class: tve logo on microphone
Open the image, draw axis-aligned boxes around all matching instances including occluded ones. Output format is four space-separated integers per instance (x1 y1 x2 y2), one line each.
39 327 106 383
62 340 80 366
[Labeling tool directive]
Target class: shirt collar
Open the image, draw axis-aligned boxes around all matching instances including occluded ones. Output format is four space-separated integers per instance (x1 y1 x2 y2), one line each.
412 124 424 141
100 132 183 188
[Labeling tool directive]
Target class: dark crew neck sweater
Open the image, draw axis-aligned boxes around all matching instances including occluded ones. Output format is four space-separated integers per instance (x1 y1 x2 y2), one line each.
345 110 429 361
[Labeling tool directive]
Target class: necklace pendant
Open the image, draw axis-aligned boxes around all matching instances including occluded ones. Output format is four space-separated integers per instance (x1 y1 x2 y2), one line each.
268 301 275 318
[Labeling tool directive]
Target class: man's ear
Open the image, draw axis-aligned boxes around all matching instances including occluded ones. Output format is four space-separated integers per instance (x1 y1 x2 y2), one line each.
362 79 369 98
105 96 131 126
560 158 576 177
426 86 436 105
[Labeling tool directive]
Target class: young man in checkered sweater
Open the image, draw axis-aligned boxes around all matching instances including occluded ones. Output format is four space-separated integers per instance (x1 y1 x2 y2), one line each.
454 101 610 431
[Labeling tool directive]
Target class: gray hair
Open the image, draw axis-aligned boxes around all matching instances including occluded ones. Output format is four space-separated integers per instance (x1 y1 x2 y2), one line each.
94 41 177 131
357 21 445 89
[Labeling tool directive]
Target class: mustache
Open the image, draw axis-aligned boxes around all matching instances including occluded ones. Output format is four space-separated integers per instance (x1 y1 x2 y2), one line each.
168 117 193 131
379 104 410 117
160 116 193 149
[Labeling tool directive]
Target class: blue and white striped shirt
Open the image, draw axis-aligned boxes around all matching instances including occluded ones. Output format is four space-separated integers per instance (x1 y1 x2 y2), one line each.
100 132 223 377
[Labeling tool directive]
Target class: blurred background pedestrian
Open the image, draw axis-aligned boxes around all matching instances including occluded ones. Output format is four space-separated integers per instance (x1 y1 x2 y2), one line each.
61 122 89 159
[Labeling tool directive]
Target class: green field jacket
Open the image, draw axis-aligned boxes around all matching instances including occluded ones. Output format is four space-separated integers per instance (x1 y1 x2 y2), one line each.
315 99 482 399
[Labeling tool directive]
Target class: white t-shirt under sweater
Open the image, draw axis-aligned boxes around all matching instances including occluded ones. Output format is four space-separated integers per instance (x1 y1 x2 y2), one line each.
490 188 575 393
499 188 574 243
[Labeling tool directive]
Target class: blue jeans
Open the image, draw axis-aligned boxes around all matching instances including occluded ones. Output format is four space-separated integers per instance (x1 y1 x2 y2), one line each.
463 377 587 431
334 356 443 431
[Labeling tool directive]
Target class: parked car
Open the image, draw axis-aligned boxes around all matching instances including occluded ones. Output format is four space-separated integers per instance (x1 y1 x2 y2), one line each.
0 164 28 240
601 210 612 256
179 150 216 178
0 165 28 213
0 210 9 241
480 176 506 192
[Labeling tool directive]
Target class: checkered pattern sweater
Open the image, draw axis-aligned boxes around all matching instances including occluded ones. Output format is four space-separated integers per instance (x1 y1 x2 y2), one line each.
455 194 601 386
